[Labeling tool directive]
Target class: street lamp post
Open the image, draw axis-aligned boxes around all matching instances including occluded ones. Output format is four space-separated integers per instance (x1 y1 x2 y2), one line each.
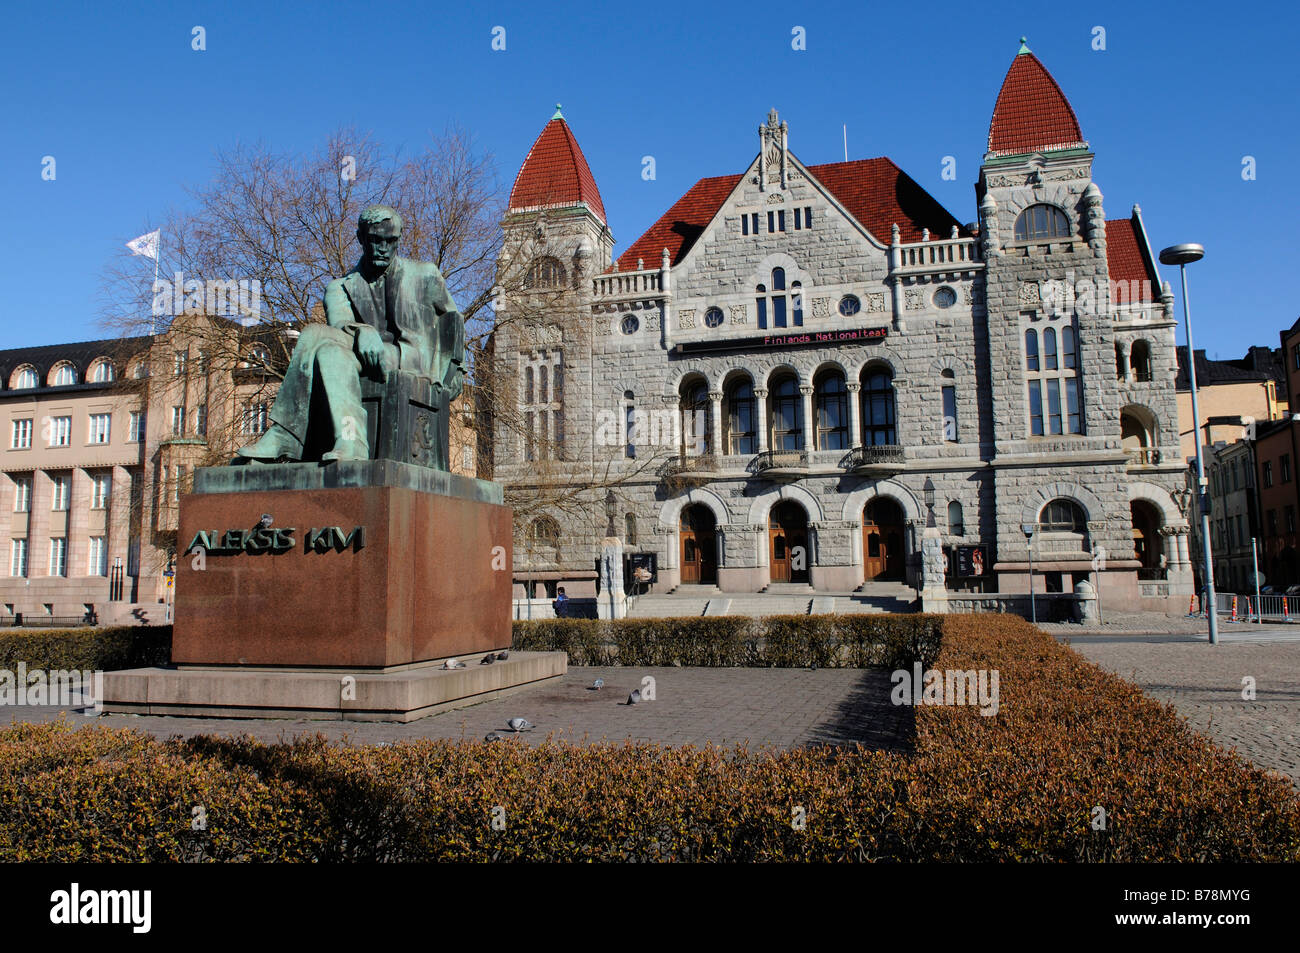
1021 522 1036 624
1160 242 1217 644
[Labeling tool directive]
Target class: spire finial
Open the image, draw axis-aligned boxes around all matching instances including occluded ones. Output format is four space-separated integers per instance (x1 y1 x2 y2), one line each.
552 103 563 119
1017 37 1031 55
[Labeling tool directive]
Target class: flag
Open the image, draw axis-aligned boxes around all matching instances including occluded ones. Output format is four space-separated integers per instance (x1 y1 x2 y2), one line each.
126 230 160 260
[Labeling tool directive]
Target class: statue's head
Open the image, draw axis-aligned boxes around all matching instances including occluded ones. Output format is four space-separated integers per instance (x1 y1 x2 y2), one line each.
357 205 403 273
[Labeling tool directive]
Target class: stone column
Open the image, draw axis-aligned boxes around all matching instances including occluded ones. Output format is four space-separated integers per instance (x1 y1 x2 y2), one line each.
800 385 815 452
919 527 949 613
597 536 627 619
1177 527 1191 570
708 390 723 457
754 388 769 453
846 382 862 447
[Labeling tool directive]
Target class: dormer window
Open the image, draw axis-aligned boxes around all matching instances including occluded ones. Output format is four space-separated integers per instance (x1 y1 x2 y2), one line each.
11 366 38 390
1014 204 1071 242
51 363 77 386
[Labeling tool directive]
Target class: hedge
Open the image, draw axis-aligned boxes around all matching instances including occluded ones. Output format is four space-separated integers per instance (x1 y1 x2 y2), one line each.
1 614 1296 861
0 626 170 672
511 614 944 669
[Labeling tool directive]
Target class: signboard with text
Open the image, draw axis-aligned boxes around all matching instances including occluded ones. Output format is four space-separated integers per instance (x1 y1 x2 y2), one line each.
674 325 888 356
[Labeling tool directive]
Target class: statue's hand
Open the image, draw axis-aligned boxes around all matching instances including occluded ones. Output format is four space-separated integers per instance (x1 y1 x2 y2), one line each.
355 326 387 379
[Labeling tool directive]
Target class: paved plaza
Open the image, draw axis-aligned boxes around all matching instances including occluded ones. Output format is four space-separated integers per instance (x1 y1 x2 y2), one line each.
0 667 914 752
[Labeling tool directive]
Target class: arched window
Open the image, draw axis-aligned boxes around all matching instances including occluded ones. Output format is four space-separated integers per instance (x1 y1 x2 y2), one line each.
624 390 636 459
524 366 534 404
791 281 803 327
527 516 562 562
1025 321 1084 436
679 378 710 455
771 268 788 328
947 500 965 536
51 363 76 386
1025 330 1039 372
769 375 802 451
814 369 848 450
1040 498 1087 533
1130 340 1152 382
1115 342 1126 379
1013 204 1071 242
625 512 637 547
942 369 958 442
725 376 756 455
89 360 115 383
1062 326 1078 369
860 366 896 446
1043 328 1058 370
524 256 566 289
11 366 38 390
755 284 768 330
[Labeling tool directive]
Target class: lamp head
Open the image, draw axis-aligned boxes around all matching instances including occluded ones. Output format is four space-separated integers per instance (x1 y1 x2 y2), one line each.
1159 243 1204 266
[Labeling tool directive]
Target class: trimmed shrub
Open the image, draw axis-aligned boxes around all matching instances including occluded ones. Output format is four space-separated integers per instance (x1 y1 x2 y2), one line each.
512 614 943 669
2 615 1297 861
0 626 170 672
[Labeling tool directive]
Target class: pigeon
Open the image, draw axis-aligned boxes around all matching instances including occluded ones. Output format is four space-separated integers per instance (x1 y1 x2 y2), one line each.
496 651 509 661
480 654 495 665
627 689 641 705
507 717 534 732
590 678 605 691
484 731 503 743
258 513 274 528
442 658 465 670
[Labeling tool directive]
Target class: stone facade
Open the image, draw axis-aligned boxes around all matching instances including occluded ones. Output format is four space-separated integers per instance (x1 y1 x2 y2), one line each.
494 52 1194 611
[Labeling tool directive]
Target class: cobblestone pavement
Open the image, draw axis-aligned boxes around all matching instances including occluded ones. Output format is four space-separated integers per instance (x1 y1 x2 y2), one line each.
0 667 914 753
1057 633 1300 787
1036 611 1300 638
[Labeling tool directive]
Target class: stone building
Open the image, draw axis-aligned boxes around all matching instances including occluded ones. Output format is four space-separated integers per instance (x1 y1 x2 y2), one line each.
493 42 1194 612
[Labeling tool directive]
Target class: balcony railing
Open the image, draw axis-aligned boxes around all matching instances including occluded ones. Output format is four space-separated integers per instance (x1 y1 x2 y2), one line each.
749 449 809 475
1137 567 1168 581
658 452 723 482
1126 447 1162 467
842 443 906 475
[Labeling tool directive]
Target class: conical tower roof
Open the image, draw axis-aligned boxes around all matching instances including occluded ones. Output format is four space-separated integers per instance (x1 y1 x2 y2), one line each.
988 41 1085 156
508 106 607 223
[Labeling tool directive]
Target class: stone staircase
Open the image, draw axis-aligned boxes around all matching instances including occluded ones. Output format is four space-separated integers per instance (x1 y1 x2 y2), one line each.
626 581 918 618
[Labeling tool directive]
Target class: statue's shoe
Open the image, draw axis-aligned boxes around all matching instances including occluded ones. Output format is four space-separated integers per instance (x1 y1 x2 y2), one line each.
234 427 302 463
321 439 369 463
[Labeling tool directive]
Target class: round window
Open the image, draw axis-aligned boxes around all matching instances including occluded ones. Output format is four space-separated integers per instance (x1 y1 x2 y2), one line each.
933 286 957 309
839 295 861 316
703 307 724 328
621 315 639 335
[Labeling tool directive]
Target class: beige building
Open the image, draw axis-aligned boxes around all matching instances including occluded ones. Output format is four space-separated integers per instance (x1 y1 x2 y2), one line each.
1176 346 1285 461
0 337 152 624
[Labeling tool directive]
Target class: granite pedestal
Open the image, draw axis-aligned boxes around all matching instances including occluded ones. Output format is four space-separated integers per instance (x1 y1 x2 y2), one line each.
104 460 564 721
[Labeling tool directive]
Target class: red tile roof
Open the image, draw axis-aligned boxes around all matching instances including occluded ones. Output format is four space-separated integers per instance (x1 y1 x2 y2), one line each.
988 52 1085 156
1106 217 1158 302
613 158 968 272
508 118 606 224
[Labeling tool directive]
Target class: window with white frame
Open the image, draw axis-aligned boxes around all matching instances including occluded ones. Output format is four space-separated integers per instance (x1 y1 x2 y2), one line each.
90 473 110 509
10 539 28 577
13 476 31 513
88 413 111 444
88 536 107 576
90 360 115 383
11 418 32 449
52 363 77 386
48 537 67 577
49 416 71 447
196 404 208 437
50 474 69 511
174 351 188 376
241 403 267 435
172 465 185 503
171 406 186 436
12 366 38 389
1023 312 1083 436
129 411 145 443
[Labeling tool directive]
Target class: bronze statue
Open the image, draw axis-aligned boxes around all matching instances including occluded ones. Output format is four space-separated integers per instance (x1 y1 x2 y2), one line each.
235 205 464 468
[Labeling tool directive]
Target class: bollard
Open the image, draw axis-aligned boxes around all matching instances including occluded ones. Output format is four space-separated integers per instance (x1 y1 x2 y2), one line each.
1230 596 1238 623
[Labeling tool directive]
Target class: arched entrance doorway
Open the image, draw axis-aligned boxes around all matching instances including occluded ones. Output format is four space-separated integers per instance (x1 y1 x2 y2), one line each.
863 498 905 580
679 505 717 584
1130 500 1163 576
768 501 809 583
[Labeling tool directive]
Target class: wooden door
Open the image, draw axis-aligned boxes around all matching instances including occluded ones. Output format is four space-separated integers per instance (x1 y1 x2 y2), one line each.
681 531 702 583
863 522 887 580
863 501 904 581
679 506 717 584
769 502 809 584
770 529 791 582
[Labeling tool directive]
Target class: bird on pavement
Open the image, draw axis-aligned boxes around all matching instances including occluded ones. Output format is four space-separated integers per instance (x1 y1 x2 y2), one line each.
507 717 534 732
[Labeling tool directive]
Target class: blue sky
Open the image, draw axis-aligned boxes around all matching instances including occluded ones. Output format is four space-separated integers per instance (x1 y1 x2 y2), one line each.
4 0 1293 357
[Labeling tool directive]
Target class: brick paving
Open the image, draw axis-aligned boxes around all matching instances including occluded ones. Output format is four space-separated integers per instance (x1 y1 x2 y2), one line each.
1058 633 1300 787
0 666 914 753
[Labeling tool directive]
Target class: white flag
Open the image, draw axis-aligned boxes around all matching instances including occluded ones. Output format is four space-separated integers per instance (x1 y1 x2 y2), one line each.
126 230 160 260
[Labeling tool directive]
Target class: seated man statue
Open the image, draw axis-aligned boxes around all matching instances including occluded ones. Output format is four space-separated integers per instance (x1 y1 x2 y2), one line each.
235 204 464 465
